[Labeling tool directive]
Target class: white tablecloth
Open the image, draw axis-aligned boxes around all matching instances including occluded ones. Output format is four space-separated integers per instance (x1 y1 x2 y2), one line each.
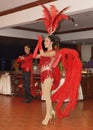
0 73 12 95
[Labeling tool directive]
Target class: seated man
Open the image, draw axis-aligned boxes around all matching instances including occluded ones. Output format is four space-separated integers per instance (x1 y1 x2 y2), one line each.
84 56 93 68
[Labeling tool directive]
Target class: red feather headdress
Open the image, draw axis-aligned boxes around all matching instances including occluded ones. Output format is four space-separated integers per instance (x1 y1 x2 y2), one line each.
41 5 69 34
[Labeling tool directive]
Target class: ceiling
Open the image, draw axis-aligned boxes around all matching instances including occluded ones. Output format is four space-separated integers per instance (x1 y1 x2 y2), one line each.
17 10 93 44
0 0 38 12
0 0 93 45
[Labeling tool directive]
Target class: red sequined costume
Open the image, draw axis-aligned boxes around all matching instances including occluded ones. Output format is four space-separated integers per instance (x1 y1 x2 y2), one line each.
40 54 60 90
40 56 54 83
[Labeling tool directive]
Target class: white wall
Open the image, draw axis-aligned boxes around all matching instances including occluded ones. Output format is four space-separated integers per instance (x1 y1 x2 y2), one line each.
81 44 93 62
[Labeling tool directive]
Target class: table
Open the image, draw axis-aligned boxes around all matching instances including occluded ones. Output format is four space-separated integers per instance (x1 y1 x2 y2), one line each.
0 72 11 95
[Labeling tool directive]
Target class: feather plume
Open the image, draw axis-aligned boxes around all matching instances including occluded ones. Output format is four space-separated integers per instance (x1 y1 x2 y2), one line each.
49 5 58 21
52 6 70 32
41 5 70 34
68 16 75 24
41 5 52 34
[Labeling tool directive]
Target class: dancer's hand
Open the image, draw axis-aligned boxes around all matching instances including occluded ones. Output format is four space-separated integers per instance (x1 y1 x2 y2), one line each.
19 56 24 60
33 35 42 58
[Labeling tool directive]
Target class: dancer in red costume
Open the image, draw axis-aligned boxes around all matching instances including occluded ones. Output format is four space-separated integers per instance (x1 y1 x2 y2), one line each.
16 44 33 103
33 5 82 125
33 34 61 125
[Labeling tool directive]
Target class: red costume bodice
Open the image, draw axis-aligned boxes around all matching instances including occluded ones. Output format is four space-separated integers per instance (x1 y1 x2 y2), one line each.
40 56 54 83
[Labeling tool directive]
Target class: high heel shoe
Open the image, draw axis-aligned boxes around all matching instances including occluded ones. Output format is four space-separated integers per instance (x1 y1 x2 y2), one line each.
42 115 52 125
50 110 56 119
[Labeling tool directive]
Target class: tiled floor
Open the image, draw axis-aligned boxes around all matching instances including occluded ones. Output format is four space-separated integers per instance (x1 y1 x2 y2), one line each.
0 95 93 130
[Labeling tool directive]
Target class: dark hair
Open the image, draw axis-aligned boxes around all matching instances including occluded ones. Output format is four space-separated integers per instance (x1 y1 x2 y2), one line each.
24 44 31 49
48 34 60 49
90 56 93 60
48 34 60 44
52 43 60 50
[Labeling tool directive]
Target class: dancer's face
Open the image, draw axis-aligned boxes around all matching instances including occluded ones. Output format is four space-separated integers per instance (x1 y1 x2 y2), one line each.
44 37 53 48
24 46 30 54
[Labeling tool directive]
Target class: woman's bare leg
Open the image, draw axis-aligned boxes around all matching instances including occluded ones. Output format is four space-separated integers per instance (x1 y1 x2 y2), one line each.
41 77 54 125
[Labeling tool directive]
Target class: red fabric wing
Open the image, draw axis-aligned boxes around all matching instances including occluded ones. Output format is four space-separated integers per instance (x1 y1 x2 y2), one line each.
51 48 82 118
